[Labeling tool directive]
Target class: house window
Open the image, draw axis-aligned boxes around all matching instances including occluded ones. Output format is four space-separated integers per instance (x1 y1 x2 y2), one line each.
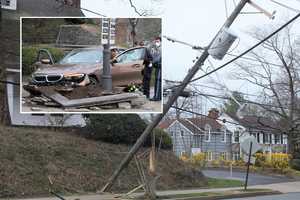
275 134 281 144
205 151 213 161
204 125 211 142
221 127 226 143
180 130 184 137
220 152 227 160
232 152 240 161
169 131 173 137
263 132 271 144
233 130 240 143
256 133 260 143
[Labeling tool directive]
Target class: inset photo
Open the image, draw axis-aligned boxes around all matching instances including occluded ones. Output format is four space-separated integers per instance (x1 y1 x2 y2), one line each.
21 17 162 113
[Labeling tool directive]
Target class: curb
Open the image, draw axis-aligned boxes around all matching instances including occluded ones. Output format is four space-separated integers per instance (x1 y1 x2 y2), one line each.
158 191 282 200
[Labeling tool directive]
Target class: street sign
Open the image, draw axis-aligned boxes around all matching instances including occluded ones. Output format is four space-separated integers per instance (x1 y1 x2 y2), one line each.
1 0 17 10
101 18 116 45
241 135 261 155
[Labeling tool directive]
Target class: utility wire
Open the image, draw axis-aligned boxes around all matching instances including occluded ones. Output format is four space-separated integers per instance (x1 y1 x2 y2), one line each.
192 90 300 111
81 7 107 17
270 0 300 13
169 12 300 90
171 105 282 132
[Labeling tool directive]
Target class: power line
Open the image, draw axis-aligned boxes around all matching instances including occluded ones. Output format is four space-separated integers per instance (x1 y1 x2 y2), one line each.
170 12 300 90
171 105 282 132
192 89 300 111
270 0 300 13
80 7 107 17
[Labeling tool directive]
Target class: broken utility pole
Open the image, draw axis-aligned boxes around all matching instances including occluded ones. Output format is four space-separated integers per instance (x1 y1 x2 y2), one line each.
101 0 250 192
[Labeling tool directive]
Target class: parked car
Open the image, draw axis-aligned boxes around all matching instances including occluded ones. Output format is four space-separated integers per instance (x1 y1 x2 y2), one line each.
30 46 147 87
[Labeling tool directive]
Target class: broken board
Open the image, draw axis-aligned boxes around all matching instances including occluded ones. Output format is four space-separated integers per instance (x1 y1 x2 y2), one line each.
25 86 139 108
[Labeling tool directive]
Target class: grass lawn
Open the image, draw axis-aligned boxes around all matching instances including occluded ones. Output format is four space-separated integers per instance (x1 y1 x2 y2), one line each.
207 178 244 188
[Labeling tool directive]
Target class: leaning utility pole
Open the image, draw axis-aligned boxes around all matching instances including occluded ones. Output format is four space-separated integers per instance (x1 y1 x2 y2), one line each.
101 0 250 192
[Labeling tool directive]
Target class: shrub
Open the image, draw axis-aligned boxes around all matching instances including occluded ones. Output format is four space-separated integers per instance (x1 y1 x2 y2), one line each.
254 153 290 170
144 128 172 150
291 159 300 170
22 46 65 75
190 153 207 168
84 114 172 149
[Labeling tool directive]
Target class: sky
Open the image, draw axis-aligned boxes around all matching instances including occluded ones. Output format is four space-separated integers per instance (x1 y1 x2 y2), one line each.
81 0 300 107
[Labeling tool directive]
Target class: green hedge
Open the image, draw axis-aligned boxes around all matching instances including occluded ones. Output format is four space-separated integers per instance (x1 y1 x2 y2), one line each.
22 46 65 75
84 114 172 149
291 159 300 170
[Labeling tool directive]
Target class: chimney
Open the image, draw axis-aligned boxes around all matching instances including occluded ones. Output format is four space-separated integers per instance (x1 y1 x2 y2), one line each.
208 108 219 119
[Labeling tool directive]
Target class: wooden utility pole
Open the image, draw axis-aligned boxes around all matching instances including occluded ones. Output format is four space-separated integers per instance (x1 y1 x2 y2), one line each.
101 0 250 192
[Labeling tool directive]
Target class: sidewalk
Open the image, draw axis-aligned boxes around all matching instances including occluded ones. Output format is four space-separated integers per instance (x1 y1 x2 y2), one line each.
11 181 300 200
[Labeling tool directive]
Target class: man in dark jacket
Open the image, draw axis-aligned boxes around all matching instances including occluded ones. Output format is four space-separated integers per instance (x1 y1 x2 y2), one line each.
151 37 162 101
142 44 153 98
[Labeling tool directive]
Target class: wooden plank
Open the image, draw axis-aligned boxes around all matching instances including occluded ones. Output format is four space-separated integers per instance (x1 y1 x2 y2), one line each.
39 87 70 106
39 87 139 108
26 85 140 108
63 93 139 108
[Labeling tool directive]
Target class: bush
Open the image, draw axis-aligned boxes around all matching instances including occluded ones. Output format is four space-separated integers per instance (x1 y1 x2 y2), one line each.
22 46 65 75
84 114 172 149
190 153 207 168
144 128 172 150
291 159 300 170
254 153 290 170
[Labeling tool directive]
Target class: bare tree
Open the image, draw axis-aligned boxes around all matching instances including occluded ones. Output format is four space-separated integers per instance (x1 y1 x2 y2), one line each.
233 23 300 160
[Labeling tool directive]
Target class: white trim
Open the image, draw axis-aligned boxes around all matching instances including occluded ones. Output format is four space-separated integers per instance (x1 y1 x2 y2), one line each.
204 129 211 142
168 120 194 136
221 127 227 143
186 119 206 133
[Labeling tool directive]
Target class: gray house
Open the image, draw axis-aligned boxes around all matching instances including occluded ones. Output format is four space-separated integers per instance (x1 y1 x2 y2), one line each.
159 109 233 161
1 0 85 126
219 112 288 155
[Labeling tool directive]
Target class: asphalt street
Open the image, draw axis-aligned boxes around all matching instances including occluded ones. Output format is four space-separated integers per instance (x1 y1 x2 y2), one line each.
202 169 293 185
227 192 300 200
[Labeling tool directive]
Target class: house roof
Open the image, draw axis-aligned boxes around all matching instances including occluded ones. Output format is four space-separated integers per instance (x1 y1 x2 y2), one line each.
159 116 228 134
226 112 281 133
158 119 176 129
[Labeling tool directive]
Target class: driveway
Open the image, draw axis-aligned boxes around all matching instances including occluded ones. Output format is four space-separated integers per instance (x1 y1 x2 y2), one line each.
202 169 293 185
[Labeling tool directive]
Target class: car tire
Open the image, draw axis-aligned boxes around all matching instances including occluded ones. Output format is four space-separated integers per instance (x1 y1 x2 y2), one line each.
89 76 98 85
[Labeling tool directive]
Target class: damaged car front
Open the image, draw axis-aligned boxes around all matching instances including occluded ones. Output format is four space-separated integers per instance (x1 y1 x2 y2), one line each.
31 48 102 87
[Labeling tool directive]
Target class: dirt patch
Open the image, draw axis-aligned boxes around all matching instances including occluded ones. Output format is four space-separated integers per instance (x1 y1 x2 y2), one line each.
0 126 207 198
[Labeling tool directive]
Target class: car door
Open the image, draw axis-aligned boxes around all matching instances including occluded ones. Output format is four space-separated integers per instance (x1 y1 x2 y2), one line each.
112 47 146 86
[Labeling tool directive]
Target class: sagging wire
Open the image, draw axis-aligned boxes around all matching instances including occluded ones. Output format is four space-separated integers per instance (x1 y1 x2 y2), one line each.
270 0 300 13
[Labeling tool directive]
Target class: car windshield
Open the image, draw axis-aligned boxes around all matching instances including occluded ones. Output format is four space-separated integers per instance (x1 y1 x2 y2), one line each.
59 49 103 64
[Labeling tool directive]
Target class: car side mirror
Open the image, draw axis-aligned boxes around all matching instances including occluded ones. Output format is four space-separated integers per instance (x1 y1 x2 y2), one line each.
41 58 51 65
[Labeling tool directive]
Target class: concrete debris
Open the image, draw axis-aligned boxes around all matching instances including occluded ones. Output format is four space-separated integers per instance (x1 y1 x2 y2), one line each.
118 102 132 109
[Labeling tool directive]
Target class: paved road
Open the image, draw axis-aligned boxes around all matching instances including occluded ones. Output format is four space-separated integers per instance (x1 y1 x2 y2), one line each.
228 192 300 200
202 169 293 185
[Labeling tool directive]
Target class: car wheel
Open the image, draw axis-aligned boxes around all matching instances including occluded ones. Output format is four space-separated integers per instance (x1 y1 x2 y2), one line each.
89 76 98 85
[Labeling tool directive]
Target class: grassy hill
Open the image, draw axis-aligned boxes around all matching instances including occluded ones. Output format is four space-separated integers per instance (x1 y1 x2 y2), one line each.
0 126 207 198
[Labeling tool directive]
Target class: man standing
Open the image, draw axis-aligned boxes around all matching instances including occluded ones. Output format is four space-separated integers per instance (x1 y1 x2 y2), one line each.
151 37 162 101
142 42 153 99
